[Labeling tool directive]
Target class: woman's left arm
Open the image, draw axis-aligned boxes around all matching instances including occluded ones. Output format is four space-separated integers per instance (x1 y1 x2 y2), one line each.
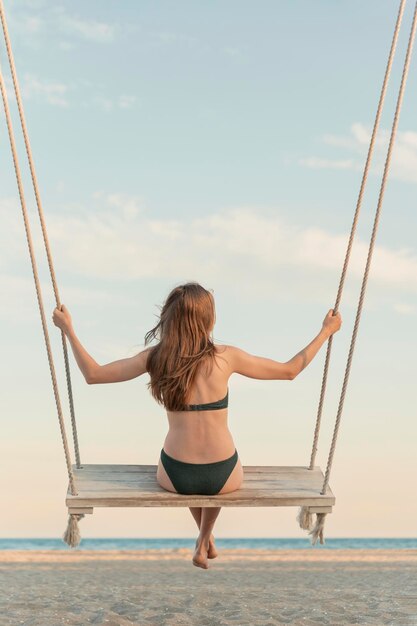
53 304 149 384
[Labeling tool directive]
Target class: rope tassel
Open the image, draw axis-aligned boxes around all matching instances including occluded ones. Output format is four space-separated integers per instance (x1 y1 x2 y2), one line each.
62 513 84 548
308 513 327 546
296 506 314 531
296 508 327 545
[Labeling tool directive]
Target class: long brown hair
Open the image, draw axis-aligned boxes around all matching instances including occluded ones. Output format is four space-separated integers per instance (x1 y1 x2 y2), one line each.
144 282 217 411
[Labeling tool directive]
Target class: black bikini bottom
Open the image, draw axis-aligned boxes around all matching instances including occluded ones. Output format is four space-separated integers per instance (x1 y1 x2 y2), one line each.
160 448 239 495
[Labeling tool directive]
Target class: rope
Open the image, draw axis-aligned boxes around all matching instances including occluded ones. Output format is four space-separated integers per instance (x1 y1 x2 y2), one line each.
321 0 417 495
309 0 407 469
0 31 77 495
0 0 81 468
298 0 415 544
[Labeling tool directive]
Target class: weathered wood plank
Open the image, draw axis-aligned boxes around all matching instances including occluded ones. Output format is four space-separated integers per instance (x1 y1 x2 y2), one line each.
306 506 333 513
67 499 333 509
73 464 320 473
65 464 335 509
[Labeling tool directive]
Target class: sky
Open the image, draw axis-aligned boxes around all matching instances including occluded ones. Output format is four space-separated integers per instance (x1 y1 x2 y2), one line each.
1 0 416 540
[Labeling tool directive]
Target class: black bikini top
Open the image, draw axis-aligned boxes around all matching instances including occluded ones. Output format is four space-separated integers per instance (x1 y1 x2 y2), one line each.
183 389 229 411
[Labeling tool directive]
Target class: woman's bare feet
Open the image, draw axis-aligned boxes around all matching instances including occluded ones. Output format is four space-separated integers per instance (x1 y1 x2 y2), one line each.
194 534 218 560
193 537 210 569
207 534 218 559
192 507 222 568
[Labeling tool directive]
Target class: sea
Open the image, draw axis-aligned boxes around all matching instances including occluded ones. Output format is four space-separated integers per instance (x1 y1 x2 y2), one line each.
0 538 415 551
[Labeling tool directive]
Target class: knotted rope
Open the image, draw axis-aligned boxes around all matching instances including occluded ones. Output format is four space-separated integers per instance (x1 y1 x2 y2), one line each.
299 0 417 545
0 0 84 545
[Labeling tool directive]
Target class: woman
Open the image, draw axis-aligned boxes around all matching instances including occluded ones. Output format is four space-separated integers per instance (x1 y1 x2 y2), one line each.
53 282 342 569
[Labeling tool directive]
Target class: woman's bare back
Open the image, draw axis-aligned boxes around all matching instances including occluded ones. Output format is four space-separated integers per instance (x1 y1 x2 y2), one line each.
156 345 245 494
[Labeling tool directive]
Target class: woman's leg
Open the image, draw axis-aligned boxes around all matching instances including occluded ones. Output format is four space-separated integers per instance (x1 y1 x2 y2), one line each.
193 507 222 569
189 507 202 528
189 507 218 559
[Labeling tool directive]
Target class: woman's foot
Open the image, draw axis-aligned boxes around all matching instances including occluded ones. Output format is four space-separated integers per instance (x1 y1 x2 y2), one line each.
208 534 218 559
195 534 218 560
192 538 209 569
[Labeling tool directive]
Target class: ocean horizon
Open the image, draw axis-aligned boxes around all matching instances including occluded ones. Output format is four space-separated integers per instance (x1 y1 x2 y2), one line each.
1 537 416 551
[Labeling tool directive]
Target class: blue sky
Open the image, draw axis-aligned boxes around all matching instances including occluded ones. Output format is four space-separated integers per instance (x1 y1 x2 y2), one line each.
1 0 416 539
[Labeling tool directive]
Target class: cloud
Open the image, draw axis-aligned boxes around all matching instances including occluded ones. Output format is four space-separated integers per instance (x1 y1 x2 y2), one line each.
0 198 28 267
5 5 45 48
92 192 145 219
1 72 70 109
20 73 71 107
150 31 198 48
298 157 358 171
86 94 137 112
393 302 416 315
300 122 417 184
59 41 75 52
1 194 415 316
0 272 130 325
56 10 115 43
18 15 43 34
15 0 46 7
89 95 114 112
118 95 137 110
7 4 115 47
224 47 242 58
2 8 131 111
2 74 135 112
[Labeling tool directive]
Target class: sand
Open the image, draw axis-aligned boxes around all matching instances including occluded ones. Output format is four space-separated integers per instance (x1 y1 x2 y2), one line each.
1 549 416 626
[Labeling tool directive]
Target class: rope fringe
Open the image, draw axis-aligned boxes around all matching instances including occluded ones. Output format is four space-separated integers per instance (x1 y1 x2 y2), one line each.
308 513 327 545
296 508 327 545
62 513 84 548
296 506 313 530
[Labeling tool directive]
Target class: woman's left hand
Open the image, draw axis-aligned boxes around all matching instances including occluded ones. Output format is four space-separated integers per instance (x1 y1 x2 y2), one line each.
52 304 73 334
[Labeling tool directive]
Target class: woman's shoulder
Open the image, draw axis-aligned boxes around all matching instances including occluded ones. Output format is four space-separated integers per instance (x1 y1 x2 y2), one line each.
213 344 257 370
214 344 240 356
213 344 240 367
213 343 231 356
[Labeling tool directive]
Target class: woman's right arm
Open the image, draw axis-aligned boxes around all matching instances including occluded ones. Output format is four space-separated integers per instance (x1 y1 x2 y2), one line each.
228 309 342 380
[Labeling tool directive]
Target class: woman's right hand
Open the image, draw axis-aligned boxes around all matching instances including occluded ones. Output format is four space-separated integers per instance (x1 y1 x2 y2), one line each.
322 309 342 336
53 304 73 335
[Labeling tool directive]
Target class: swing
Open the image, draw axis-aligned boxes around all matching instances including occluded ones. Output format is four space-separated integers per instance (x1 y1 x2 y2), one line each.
1 0 415 548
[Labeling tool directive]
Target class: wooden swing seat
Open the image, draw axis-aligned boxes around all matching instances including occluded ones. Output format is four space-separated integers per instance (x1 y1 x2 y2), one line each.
66 463 335 515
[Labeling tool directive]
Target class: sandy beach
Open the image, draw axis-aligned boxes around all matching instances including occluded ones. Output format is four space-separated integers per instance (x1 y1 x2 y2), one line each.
1 549 417 626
